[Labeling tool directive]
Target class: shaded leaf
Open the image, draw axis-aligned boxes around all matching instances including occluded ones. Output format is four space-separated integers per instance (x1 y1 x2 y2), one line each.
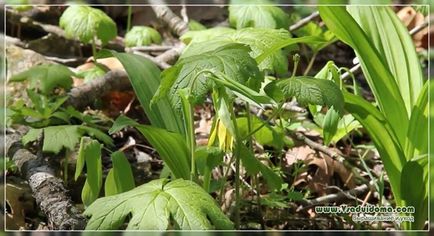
42 125 82 153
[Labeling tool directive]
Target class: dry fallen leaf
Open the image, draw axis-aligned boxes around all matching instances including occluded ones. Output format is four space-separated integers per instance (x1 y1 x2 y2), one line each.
289 145 356 195
396 7 430 51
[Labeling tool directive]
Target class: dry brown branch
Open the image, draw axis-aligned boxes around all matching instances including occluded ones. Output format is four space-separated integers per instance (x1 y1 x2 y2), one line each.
6 129 86 230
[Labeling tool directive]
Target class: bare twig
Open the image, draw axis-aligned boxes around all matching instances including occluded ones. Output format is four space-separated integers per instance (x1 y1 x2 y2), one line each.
127 49 171 69
129 45 173 52
6 128 86 229
299 183 373 209
289 11 320 32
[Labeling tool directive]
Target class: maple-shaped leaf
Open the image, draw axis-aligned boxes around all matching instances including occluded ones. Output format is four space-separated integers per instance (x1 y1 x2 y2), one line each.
228 0 289 29
9 64 74 94
60 5 117 44
84 178 234 230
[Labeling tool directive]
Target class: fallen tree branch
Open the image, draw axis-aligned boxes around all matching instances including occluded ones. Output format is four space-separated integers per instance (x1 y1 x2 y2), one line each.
6 129 86 230
67 70 130 110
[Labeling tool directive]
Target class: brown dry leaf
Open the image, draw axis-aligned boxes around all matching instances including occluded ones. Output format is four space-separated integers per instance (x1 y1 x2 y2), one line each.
396 7 430 51
5 181 34 230
290 145 355 195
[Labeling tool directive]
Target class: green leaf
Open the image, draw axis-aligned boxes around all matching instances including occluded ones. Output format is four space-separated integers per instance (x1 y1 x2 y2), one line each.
344 92 405 205
42 125 82 153
293 21 336 52
237 116 284 149
400 160 427 229
60 5 117 44
319 6 408 146
84 178 234 230
322 107 340 145
347 6 424 113
109 116 191 180
153 43 263 112
229 0 289 29
76 138 102 206
107 51 184 134
265 76 344 115
188 20 207 31
104 151 135 196
180 27 235 44
240 145 282 190
182 28 299 74
76 64 107 83
22 128 42 145
329 114 361 144
9 64 74 94
78 126 114 147
405 81 430 160
124 26 162 47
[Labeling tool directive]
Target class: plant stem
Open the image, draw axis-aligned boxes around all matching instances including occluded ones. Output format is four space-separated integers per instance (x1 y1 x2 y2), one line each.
127 5 133 32
91 36 98 61
230 106 242 230
303 51 318 75
242 104 283 140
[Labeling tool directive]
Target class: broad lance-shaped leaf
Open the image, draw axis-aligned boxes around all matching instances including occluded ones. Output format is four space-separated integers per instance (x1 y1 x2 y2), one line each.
104 51 184 134
9 64 73 94
60 5 117 44
228 0 289 29
124 26 162 47
84 178 234 230
153 43 262 112
347 6 424 114
344 92 405 205
109 116 191 180
265 76 344 115
104 151 135 196
318 6 408 146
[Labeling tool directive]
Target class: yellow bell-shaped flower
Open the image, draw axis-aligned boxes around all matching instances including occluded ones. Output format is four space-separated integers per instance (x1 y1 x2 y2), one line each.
208 118 234 152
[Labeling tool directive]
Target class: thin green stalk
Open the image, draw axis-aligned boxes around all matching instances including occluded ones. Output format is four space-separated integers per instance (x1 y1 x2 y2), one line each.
127 5 132 32
303 51 318 76
242 104 283 140
91 36 98 61
230 107 243 230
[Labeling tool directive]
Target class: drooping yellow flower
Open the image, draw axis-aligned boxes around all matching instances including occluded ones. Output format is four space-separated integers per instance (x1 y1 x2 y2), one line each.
208 118 234 152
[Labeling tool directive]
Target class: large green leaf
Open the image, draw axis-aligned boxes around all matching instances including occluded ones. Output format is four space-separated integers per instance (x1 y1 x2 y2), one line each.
265 76 344 115
344 92 405 205
107 51 184 134
9 64 74 94
43 125 82 153
84 178 234 230
109 116 190 180
153 43 263 112
228 0 289 29
182 28 297 75
124 26 162 47
347 6 424 113
60 5 117 44
319 6 408 146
